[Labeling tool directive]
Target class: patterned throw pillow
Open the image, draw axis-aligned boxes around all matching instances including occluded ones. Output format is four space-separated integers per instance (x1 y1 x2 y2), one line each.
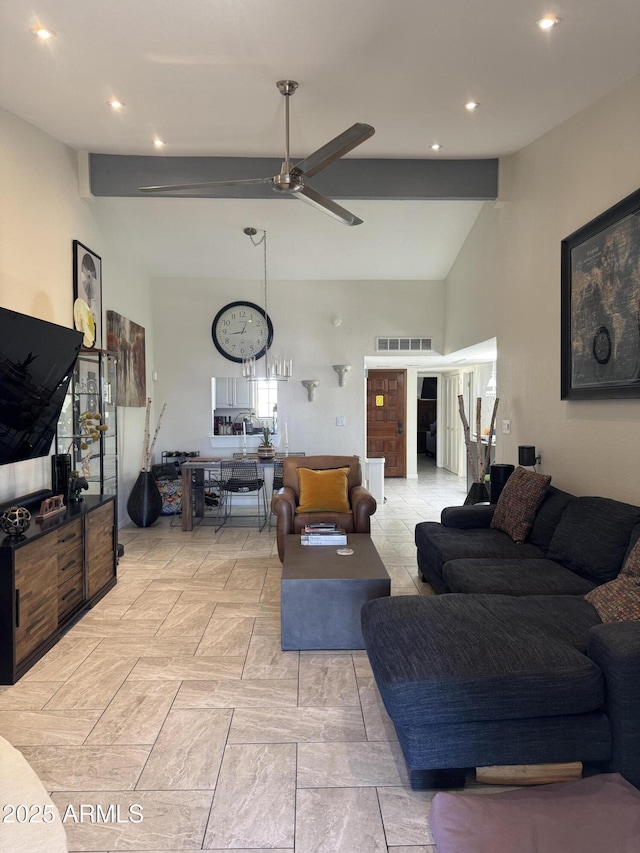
490 466 552 544
585 576 640 622
156 479 182 515
621 536 640 578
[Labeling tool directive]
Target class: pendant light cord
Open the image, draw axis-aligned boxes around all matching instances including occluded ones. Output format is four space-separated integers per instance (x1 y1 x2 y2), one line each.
247 228 269 378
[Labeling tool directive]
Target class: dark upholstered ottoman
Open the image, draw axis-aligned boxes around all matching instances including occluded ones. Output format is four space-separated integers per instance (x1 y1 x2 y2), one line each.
361 594 610 787
429 773 640 853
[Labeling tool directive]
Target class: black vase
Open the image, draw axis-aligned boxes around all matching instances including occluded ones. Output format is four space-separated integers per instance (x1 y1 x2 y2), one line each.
127 470 163 527
464 481 490 505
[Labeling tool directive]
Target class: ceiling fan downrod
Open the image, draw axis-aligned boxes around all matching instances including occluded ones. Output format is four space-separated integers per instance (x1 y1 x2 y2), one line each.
274 80 302 193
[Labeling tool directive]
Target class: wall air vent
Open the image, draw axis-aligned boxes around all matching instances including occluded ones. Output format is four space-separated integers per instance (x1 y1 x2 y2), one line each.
376 337 433 352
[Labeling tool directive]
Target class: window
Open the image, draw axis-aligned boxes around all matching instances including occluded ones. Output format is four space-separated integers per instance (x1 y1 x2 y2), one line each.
254 379 277 421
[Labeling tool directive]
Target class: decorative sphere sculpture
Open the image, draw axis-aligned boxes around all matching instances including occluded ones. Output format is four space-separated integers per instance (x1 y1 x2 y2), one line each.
0 506 32 537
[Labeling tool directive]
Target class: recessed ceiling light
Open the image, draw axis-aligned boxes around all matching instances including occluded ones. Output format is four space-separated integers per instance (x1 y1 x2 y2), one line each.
430 143 442 151
537 15 560 29
31 26 56 40
464 101 480 112
107 99 125 110
153 139 165 148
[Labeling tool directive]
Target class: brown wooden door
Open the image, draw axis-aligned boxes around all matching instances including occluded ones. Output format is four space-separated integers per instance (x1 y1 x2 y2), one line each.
366 370 406 478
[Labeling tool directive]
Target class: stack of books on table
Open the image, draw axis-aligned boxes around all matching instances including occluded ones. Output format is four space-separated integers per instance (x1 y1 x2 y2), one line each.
300 523 348 546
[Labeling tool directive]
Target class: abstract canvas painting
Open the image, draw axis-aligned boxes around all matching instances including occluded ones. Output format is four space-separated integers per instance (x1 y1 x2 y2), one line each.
106 310 146 407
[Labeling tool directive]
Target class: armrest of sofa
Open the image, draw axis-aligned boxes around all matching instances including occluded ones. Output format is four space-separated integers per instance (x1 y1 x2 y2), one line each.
587 621 640 787
349 485 377 532
441 504 495 529
271 486 297 562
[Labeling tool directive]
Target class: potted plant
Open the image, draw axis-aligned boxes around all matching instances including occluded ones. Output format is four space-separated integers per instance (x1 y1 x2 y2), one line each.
54 411 108 497
258 425 276 459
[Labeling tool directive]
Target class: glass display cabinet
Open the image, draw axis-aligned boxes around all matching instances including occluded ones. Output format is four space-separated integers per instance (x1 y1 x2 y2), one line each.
55 349 117 496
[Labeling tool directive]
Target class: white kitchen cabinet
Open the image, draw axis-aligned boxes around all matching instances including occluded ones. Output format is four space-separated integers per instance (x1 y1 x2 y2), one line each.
214 377 254 409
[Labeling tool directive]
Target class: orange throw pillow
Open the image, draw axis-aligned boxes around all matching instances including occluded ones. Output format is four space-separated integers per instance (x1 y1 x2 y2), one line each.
295 467 351 514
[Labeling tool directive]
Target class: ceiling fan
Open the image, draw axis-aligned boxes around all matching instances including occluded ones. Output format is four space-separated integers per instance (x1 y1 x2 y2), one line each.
139 80 375 226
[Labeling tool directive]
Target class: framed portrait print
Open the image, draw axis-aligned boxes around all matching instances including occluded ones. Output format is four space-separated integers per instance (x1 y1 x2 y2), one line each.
561 188 640 400
73 240 102 349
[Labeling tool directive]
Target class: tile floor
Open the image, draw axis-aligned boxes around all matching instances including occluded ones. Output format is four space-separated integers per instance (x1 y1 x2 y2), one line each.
1 458 474 852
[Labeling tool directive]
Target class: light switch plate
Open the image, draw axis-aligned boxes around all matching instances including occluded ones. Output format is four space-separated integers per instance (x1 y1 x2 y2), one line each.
501 419 511 434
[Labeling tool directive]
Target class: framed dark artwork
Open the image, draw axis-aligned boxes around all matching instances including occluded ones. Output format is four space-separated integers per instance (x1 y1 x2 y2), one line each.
106 310 147 407
73 240 102 348
561 188 640 400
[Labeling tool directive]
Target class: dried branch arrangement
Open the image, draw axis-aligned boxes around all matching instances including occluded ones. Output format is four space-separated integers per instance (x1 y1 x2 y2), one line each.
458 395 499 483
141 398 167 472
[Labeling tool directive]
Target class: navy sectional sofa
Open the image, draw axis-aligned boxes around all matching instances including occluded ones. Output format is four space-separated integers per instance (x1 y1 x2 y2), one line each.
415 487 640 595
361 486 640 789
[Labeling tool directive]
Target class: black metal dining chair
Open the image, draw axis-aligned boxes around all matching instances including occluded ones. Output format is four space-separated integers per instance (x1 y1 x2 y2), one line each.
269 452 305 529
215 460 268 531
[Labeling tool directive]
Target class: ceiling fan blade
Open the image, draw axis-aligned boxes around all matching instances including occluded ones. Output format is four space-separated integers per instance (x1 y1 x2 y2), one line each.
293 123 375 179
138 177 273 193
294 184 363 226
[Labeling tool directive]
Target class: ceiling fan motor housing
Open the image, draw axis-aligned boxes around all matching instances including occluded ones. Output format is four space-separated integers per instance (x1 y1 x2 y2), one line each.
272 170 303 193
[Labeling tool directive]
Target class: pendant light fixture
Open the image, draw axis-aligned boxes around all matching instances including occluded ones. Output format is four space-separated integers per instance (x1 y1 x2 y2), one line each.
242 227 291 382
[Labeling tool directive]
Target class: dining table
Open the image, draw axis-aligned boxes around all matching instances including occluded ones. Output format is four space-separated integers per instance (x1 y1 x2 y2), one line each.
180 457 276 531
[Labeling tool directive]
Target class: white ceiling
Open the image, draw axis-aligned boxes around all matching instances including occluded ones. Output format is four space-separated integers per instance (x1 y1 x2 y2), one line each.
2 0 639 288
4 0 639 159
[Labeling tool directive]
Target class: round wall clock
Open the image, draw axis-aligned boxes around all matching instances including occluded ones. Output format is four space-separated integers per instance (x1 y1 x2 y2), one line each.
212 301 273 363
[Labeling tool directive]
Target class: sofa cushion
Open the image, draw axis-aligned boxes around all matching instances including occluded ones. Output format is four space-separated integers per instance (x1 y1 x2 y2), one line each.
429 773 640 853
295 466 350 513
547 497 640 584
415 522 543 585
585 576 640 623
527 486 575 553
361 594 603 728
490 466 552 543
443 558 597 596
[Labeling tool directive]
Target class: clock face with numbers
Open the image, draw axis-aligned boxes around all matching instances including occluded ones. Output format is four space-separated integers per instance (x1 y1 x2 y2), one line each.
211 301 274 363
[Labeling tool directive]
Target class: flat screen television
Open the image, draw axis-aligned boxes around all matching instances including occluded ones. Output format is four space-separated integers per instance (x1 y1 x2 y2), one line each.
421 377 437 399
0 307 83 465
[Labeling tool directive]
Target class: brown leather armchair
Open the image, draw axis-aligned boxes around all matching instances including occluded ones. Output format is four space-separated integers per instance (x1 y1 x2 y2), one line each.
271 455 377 562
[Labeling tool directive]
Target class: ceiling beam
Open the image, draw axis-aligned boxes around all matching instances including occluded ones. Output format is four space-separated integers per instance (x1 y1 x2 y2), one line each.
89 154 498 201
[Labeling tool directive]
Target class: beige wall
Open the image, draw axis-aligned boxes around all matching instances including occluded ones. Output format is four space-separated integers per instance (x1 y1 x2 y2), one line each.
446 74 640 504
0 108 154 518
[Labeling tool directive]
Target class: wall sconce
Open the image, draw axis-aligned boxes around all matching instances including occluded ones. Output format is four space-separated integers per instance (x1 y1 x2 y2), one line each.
333 364 351 387
301 380 319 402
518 445 542 467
